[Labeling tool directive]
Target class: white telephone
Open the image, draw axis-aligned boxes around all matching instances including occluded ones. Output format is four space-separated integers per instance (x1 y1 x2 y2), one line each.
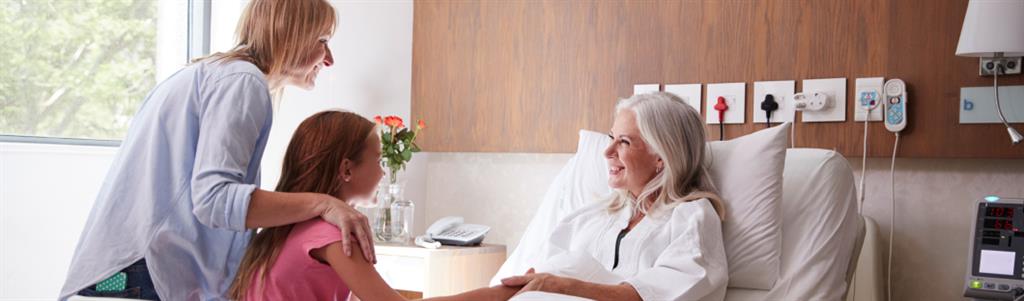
421 216 490 247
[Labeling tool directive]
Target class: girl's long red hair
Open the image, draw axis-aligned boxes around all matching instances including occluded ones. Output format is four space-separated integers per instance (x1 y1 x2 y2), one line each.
228 110 375 300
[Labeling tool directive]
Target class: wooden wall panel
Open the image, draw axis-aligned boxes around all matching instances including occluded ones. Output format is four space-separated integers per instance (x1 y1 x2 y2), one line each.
412 0 1024 157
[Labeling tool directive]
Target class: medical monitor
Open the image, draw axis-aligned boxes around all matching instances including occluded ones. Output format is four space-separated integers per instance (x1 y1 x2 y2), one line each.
964 196 1024 300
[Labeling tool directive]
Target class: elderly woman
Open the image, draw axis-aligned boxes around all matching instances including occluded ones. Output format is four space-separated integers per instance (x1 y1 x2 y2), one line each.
501 92 729 301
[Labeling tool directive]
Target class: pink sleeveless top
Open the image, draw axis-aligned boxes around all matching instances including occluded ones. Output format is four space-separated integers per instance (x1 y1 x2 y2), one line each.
245 218 351 301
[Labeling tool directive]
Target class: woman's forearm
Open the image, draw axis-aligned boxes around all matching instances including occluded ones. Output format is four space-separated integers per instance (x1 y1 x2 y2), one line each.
424 286 519 301
245 189 327 228
557 278 641 301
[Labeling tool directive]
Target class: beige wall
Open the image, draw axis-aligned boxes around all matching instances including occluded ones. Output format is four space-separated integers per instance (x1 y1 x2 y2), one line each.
421 152 571 251
418 152 1024 300
850 158 1024 300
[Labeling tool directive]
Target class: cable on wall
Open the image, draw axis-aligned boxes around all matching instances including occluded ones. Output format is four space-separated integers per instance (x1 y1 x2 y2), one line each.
887 132 900 301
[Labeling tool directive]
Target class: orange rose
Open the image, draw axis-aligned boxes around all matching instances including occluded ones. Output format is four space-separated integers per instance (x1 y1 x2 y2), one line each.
417 120 426 130
385 116 403 128
374 115 383 124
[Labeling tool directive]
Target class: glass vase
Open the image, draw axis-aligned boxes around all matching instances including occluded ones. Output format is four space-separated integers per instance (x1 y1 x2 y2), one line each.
373 182 402 243
390 197 414 244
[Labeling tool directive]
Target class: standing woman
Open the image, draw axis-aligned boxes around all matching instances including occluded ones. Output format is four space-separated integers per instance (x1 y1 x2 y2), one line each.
59 1 375 300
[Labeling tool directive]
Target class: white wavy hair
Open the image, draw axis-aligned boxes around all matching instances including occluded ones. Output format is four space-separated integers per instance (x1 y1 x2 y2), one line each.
606 92 725 219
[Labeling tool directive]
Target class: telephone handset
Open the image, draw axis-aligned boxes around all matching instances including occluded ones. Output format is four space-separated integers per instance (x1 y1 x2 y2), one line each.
423 216 490 246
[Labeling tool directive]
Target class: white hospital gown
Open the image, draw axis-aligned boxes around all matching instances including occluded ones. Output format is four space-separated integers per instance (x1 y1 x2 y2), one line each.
538 198 728 301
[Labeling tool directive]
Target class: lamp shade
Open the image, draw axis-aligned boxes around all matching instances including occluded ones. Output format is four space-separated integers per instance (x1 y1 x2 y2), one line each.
956 0 1024 57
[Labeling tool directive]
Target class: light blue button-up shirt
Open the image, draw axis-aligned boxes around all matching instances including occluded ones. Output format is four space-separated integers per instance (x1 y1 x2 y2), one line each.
60 59 273 301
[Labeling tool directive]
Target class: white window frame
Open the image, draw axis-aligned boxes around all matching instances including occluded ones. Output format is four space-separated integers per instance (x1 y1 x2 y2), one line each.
188 0 212 62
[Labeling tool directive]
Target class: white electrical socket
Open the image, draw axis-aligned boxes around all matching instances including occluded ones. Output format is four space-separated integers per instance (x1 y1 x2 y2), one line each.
706 82 746 124
854 77 884 122
806 92 831 111
793 92 829 111
753 80 795 124
664 84 702 111
801 78 847 122
633 84 660 95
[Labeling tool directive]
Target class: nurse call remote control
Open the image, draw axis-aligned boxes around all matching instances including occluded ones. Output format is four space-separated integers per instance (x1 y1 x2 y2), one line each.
883 79 907 132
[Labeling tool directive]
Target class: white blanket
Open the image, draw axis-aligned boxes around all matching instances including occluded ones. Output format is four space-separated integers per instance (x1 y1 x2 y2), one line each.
491 130 612 285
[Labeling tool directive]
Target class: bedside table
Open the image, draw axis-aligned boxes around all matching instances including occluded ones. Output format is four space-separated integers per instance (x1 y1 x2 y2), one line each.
374 243 506 298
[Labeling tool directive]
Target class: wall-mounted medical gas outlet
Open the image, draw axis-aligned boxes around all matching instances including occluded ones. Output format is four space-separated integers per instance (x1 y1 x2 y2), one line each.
960 85 1024 124
633 84 660 95
855 77 885 122
664 84 703 111
706 83 746 124
753 81 795 124
978 57 1022 76
801 78 847 122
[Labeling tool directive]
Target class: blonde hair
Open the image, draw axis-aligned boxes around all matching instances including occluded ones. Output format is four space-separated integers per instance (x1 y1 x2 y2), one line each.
198 0 336 91
607 92 726 220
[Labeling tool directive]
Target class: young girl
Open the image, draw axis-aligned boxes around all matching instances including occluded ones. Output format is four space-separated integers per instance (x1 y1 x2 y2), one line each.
229 110 519 301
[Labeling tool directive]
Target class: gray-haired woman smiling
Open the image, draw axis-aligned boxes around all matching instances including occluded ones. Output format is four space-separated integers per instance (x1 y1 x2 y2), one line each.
501 92 729 301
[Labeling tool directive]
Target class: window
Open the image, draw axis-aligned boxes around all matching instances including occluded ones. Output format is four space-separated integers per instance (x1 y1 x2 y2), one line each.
0 0 245 143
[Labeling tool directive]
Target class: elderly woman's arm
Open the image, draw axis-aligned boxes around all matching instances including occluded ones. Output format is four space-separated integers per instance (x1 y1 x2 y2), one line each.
501 271 641 301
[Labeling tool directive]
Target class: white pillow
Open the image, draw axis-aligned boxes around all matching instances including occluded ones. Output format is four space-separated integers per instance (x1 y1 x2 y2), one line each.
707 123 789 290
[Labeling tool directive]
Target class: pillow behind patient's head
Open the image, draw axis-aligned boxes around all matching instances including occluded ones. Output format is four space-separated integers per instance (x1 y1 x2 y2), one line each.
707 123 789 290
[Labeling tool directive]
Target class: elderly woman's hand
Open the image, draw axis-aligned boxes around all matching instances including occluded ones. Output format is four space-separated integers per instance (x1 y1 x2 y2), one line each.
500 268 574 296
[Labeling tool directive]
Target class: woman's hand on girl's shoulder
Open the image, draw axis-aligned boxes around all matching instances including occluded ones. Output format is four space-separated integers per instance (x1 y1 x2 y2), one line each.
318 196 376 263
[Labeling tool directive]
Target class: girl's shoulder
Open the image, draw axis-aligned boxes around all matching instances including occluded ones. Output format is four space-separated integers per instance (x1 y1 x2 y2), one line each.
288 218 345 253
292 218 342 237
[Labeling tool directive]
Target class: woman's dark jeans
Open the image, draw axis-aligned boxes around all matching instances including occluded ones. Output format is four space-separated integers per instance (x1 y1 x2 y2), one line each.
76 259 160 300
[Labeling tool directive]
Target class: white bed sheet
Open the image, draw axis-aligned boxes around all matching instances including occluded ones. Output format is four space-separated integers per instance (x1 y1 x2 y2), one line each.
509 291 594 301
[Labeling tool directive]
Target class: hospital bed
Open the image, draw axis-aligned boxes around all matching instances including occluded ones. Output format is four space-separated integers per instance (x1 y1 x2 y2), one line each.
497 127 884 301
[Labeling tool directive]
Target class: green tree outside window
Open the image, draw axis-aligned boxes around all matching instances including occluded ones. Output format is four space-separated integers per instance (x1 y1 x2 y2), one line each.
1 0 158 140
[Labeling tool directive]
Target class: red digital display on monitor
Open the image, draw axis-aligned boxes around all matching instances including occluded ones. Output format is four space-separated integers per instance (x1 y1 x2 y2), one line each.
984 219 1014 230
985 207 1014 218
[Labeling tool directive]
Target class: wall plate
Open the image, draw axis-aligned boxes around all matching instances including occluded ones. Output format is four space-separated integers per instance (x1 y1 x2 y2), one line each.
960 85 1024 123
633 84 660 95
753 80 795 124
664 84 702 112
854 77 884 122
801 78 847 122
706 82 746 124
979 57 1022 76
